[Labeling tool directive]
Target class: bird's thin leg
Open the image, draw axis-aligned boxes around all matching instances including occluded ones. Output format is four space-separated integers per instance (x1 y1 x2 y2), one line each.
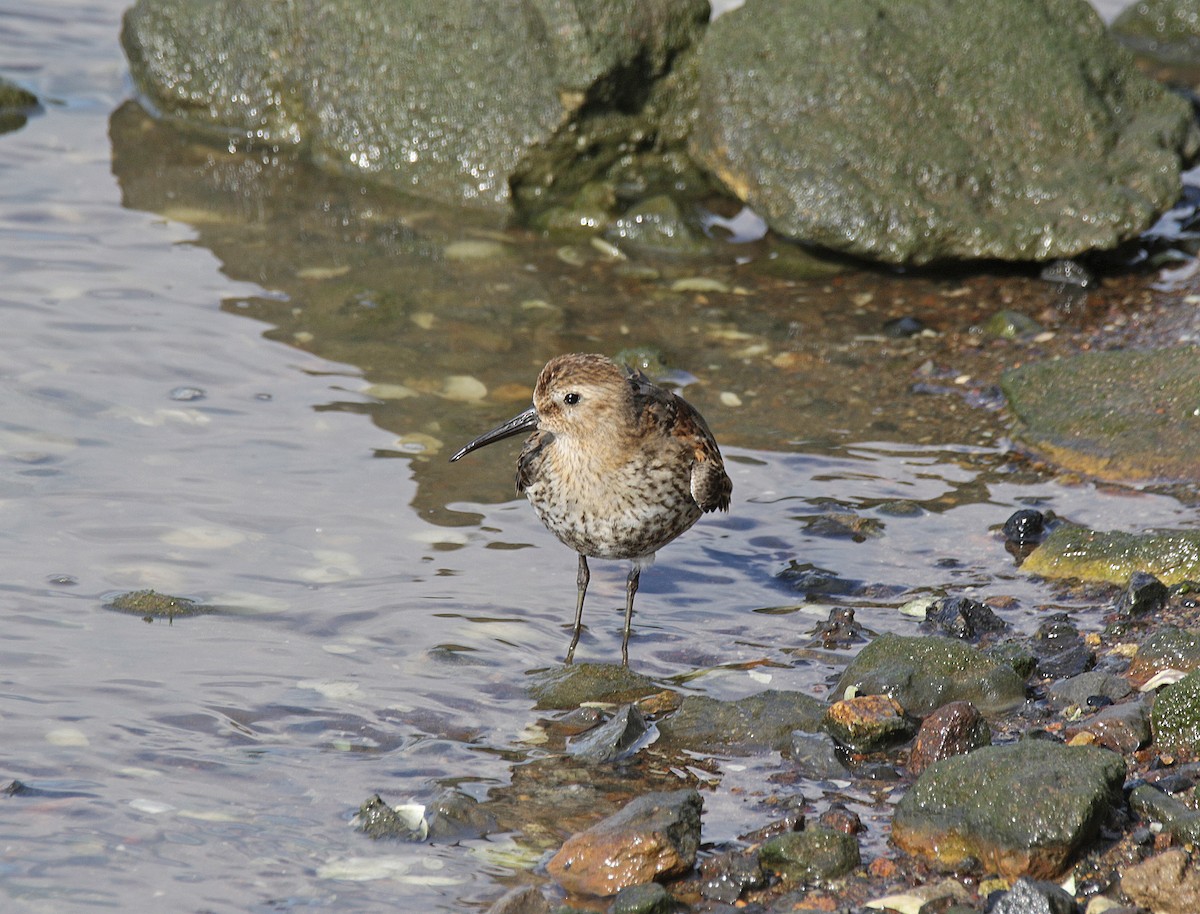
565 554 590 663
621 563 641 666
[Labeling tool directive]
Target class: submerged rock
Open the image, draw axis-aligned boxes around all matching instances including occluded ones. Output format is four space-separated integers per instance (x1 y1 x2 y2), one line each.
658 689 827 754
1002 347 1200 485
105 589 211 620
547 789 702 897
1021 522 1200 585
892 740 1126 879
528 662 661 710
835 633 1027 715
789 730 852 780
759 827 861 883
689 0 1198 265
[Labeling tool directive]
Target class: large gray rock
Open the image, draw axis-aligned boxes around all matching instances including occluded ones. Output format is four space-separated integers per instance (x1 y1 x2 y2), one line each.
893 740 1126 879
689 0 1200 264
121 0 709 210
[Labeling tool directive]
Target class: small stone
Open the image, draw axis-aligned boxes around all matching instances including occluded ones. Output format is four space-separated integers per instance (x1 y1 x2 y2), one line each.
567 704 651 763
485 886 550 914
1121 848 1200 914
1003 509 1048 546
547 790 702 897
821 694 914 754
1118 570 1169 616
789 730 851 780
989 876 1078 914
1032 614 1094 679
426 789 497 841
982 309 1042 339
611 882 672 914
759 827 860 882
908 701 991 776
882 315 925 337
1047 671 1132 710
698 849 766 903
169 386 205 401
1068 700 1150 755
922 595 1007 642
354 795 427 841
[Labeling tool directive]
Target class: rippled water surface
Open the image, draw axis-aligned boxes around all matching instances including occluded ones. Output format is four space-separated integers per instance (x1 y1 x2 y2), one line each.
3 3 1198 912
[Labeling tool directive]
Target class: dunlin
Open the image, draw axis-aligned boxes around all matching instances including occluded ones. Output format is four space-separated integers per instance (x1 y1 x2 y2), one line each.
451 353 732 663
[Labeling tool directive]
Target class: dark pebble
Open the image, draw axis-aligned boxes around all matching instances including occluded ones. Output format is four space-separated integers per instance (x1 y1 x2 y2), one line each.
1003 509 1047 546
1117 570 1168 616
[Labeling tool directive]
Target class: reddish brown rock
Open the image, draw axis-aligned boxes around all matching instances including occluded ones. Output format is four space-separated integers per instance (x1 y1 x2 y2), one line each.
908 701 991 776
1122 849 1200 914
547 789 702 897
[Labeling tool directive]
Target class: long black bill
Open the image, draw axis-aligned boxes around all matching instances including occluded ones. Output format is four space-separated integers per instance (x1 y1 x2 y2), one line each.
449 406 539 462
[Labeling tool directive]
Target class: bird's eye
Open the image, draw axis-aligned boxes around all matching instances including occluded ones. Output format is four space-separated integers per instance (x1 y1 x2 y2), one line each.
563 392 581 406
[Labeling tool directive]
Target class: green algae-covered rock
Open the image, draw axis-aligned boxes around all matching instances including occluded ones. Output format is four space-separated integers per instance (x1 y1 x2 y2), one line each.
1022 523 1200 585
1151 669 1200 754
1113 0 1200 68
690 0 1199 265
893 740 1126 879
527 662 661 711
1002 347 1200 484
658 689 827 754
760 827 861 882
1129 627 1200 686
835 633 1027 716
121 0 708 211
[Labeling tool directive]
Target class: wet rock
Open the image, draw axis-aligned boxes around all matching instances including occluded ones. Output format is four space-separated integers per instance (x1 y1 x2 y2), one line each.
658 690 826 754
122 0 709 212
1121 848 1200 914
606 195 709 256
808 606 867 649
1113 0 1200 74
1067 699 1151 755
1117 570 1170 616
982 309 1043 340
566 704 652 763
0 77 41 134
1047 671 1132 710
821 694 914 754
892 740 1126 879
354 795 427 841
528 663 660 711
688 0 1198 265
835 633 1026 716
1040 259 1093 288
987 640 1040 680
776 561 871 598
1150 668 1200 754
759 827 860 883
426 789 497 841
789 730 851 780
1129 784 1200 845
698 849 766 903
908 701 991 776
866 880 972 914
817 803 863 836
485 886 551 914
611 881 671 914
882 315 926 338
988 876 1078 914
547 789 702 897
803 511 884 541
1002 348 1200 485
921 595 1008 642
105 588 210 620
1003 509 1049 547
1128 627 1200 686
1031 614 1094 679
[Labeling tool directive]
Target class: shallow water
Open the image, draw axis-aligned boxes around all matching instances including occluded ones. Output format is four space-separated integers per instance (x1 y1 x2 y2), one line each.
2 2 1198 911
